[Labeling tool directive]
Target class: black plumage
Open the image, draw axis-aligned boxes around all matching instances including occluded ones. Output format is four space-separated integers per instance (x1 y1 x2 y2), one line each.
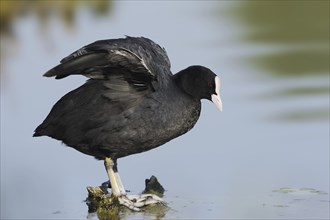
34 37 222 162
34 37 222 209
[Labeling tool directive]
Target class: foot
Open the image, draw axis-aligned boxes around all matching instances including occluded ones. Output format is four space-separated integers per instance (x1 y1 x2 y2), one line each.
104 158 164 211
116 194 164 211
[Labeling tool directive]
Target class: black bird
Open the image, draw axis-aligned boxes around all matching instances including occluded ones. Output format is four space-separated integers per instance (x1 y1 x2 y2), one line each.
33 36 222 210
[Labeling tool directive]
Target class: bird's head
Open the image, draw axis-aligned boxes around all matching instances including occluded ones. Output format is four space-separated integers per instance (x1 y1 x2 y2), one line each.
175 65 223 111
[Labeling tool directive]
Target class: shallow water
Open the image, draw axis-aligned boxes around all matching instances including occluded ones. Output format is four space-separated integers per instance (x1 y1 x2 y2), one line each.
1 1 329 219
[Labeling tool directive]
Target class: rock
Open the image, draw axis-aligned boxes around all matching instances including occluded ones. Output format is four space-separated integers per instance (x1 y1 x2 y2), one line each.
143 175 165 197
86 175 166 217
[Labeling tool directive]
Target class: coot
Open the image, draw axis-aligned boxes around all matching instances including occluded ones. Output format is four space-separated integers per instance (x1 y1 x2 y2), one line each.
33 36 222 210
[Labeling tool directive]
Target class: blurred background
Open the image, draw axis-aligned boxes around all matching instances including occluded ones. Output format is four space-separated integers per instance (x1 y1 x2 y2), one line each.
1 1 329 219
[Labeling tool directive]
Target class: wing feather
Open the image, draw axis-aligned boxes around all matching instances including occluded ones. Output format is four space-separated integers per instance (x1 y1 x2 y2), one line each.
43 37 171 81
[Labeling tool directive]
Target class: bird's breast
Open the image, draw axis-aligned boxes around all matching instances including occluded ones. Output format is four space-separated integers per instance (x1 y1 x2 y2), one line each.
126 90 201 151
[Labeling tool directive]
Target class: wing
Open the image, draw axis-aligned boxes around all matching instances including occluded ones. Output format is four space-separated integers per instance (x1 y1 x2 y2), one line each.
43 36 171 81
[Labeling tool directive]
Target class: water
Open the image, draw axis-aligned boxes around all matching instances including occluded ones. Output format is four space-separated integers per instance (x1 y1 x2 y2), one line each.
1 1 329 219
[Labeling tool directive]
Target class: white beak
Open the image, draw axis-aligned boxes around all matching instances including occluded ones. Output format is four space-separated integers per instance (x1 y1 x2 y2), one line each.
211 76 223 112
211 93 223 112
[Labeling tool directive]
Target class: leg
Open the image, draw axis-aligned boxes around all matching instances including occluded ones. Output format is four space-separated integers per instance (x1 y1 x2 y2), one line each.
104 157 121 196
114 172 127 195
104 157 140 211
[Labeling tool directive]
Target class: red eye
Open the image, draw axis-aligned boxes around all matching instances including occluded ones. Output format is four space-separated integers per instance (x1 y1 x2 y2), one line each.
208 81 213 88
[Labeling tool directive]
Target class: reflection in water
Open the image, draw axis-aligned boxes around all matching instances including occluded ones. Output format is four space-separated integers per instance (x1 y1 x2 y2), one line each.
227 1 329 121
268 86 329 97
229 1 329 75
260 85 329 121
87 203 169 220
0 0 112 35
0 0 112 68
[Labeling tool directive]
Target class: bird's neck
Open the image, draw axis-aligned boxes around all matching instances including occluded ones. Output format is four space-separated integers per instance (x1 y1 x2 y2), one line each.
173 70 200 100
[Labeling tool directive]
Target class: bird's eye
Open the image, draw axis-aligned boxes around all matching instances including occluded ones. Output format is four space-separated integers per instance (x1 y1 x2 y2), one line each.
208 81 214 88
